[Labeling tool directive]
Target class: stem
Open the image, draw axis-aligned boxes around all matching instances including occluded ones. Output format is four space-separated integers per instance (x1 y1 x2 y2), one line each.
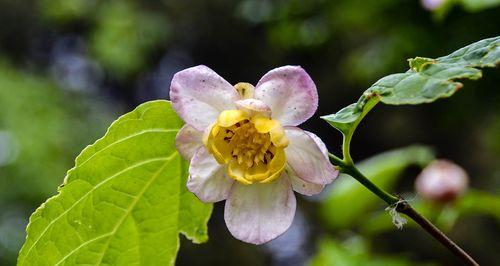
328 153 344 167
342 132 354 165
341 162 399 205
396 200 479 266
328 153 479 265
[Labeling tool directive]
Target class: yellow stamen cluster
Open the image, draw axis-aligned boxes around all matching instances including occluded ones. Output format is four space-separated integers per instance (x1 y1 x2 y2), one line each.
205 110 288 185
225 120 274 167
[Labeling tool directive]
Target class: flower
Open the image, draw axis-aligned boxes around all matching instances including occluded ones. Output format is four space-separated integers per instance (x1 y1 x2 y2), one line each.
415 160 469 203
170 65 338 244
421 0 445 10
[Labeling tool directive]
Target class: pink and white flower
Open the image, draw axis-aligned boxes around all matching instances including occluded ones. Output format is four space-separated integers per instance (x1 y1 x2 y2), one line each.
170 65 338 244
415 160 469 203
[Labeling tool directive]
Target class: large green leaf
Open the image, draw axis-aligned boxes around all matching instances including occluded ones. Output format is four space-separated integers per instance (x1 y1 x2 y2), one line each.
17 100 212 266
322 36 500 134
0 61 112 265
320 145 435 229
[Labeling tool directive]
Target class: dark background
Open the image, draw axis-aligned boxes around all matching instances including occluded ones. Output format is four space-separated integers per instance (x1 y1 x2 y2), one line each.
0 0 499 265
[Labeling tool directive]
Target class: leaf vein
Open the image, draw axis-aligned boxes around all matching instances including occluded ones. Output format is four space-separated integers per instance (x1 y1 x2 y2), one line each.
23 156 174 259
76 129 178 168
93 153 175 265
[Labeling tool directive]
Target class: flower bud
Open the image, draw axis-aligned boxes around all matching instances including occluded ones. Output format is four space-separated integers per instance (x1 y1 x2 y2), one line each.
421 0 445 10
415 160 469 203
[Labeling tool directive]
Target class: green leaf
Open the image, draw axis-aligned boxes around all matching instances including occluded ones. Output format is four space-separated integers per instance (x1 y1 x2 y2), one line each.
374 36 499 104
460 0 500 12
322 36 500 134
17 100 212 266
320 145 434 229
456 190 500 220
321 94 379 136
0 61 112 202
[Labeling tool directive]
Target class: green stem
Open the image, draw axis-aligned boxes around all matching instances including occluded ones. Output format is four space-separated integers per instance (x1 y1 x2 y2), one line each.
328 153 344 167
342 133 354 165
340 160 399 205
328 153 479 266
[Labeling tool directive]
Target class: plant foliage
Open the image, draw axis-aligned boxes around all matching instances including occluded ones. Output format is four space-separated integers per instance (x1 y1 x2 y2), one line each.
323 37 500 135
17 100 212 266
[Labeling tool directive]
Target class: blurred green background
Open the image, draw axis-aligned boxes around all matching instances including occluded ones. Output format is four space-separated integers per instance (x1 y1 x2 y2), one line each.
0 0 499 265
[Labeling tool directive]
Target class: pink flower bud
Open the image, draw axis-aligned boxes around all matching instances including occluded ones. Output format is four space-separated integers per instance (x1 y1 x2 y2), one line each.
415 160 469 203
421 0 445 10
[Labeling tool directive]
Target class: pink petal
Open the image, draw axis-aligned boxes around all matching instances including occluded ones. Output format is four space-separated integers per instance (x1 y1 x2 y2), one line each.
175 124 203 161
284 127 338 185
188 147 234 202
255 66 318 126
304 130 329 158
235 98 272 116
224 177 296 244
170 65 240 131
285 167 325 196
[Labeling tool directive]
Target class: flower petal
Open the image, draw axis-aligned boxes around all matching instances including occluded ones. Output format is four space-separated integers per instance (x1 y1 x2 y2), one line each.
170 65 240 130
188 147 234 202
285 167 324 196
304 130 329 158
252 116 288 147
234 82 255 99
224 176 296 244
175 124 203 161
255 66 318 126
217 110 248 127
284 127 338 185
235 98 271 116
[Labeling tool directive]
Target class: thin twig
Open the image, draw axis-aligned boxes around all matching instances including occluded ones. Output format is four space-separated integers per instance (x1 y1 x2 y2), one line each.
328 153 479 265
395 198 479 266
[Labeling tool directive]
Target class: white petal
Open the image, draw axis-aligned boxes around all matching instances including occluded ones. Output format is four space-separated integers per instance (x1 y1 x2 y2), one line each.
255 66 318 126
188 147 234 202
175 124 203 161
170 65 240 130
235 98 271 116
304 131 329 158
224 177 296 244
285 167 325 196
284 127 338 185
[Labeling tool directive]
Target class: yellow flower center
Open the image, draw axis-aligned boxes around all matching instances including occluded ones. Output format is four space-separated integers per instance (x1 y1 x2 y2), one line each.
205 109 288 185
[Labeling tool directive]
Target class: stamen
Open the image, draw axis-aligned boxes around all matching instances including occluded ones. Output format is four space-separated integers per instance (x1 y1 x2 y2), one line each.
208 111 288 184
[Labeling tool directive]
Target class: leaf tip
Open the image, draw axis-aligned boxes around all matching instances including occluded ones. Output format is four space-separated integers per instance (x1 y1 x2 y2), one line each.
320 114 332 121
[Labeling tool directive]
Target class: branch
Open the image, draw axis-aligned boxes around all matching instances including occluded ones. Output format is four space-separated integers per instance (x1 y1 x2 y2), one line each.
329 153 479 266
396 199 479 266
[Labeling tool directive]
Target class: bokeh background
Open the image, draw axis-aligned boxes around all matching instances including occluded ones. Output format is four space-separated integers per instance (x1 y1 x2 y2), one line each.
0 0 499 265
